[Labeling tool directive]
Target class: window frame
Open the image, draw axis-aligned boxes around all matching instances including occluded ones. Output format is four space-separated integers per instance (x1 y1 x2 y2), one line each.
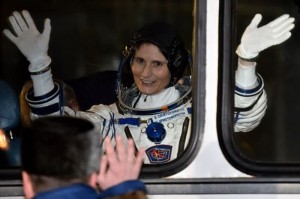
0 2 204 196
141 0 206 178
218 0 300 176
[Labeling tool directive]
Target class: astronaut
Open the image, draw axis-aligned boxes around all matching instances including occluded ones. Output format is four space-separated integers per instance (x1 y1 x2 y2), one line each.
234 13 294 132
2 10 295 164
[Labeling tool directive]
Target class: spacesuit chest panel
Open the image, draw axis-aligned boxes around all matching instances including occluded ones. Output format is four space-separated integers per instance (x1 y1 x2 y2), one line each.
115 77 192 164
116 102 192 164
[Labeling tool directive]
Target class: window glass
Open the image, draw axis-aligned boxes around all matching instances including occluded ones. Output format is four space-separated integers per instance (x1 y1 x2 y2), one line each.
0 0 195 174
220 0 300 174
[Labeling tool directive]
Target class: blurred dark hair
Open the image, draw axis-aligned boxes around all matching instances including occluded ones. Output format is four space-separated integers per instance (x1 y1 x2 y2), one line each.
21 117 101 184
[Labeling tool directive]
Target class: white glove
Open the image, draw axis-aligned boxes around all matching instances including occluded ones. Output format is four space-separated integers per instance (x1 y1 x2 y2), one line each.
3 10 51 72
236 13 295 59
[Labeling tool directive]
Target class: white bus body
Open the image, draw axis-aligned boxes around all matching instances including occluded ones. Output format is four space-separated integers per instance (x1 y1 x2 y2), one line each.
1 0 300 198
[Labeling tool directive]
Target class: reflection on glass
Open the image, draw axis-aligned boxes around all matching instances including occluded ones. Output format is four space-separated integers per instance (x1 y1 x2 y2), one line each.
0 129 9 151
0 80 20 166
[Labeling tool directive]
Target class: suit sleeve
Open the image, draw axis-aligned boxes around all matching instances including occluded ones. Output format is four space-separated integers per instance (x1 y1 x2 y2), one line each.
234 60 267 132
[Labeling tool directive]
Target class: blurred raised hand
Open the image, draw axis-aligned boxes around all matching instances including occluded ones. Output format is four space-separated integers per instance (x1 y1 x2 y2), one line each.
97 135 144 190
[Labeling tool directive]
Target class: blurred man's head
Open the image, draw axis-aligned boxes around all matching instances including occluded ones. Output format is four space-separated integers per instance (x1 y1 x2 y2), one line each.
21 116 101 197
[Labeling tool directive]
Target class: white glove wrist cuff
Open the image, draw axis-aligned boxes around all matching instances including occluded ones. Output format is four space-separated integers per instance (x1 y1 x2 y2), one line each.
235 59 257 89
236 44 259 60
30 69 55 96
28 56 52 73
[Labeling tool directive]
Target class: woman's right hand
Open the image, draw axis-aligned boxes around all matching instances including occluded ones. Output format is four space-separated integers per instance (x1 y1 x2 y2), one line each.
3 10 51 72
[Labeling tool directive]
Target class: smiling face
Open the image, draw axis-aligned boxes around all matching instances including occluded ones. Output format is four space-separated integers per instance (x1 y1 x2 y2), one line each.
131 43 171 95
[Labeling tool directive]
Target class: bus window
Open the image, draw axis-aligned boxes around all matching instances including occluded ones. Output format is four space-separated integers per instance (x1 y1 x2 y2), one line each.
219 0 300 175
0 0 199 177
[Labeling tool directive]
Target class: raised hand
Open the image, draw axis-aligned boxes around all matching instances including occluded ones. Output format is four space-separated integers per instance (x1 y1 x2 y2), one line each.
236 13 295 60
3 10 51 72
97 135 144 190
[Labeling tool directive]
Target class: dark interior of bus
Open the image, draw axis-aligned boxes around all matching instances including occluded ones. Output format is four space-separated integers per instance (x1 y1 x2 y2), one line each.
2 0 300 195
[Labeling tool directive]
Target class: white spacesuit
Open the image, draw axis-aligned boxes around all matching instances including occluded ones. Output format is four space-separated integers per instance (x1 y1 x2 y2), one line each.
85 76 192 164
77 21 193 164
2 11 295 164
234 13 294 132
